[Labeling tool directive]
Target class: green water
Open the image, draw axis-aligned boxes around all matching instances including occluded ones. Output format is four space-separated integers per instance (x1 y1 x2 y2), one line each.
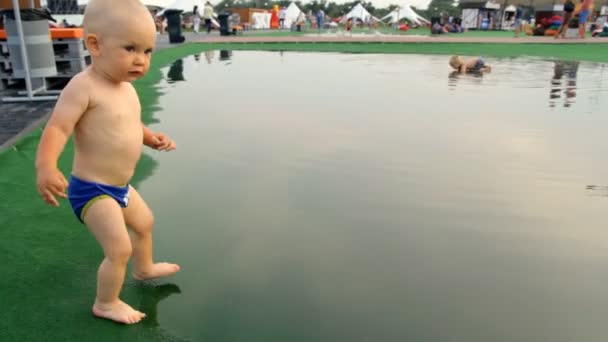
130 51 608 341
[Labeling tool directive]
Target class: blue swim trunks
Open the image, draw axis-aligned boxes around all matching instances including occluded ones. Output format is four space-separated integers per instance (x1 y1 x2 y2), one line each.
67 175 130 223
578 9 590 24
472 58 486 72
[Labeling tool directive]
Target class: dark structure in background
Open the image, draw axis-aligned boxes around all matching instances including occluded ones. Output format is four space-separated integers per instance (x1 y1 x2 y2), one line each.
165 9 185 43
47 0 80 14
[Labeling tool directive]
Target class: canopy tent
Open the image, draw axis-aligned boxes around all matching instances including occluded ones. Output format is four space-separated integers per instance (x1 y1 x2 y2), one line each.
283 2 302 28
380 4 429 25
342 3 373 23
252 12 271 29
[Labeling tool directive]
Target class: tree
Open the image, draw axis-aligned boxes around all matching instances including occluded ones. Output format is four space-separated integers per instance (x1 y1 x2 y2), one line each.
423 0 460 18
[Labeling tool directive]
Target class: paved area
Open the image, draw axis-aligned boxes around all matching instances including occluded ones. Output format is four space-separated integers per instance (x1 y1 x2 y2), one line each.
0 92 55 151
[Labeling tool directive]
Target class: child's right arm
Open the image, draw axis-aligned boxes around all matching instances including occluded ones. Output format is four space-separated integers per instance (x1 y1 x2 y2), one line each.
35 78 89 206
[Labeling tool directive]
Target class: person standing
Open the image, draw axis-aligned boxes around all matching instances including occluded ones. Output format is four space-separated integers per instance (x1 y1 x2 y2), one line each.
192 5 201 33
316 9 324 31
513 3 524 37
578 0 592 38
279 7 286 29
203 1 214 34
556 0 575 38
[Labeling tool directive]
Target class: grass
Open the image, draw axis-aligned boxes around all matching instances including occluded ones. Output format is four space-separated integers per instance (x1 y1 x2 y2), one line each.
153 41 608 63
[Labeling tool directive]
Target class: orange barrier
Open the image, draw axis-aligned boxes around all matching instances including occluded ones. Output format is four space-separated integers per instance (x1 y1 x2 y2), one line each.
50 28 83 39
0 28 83 40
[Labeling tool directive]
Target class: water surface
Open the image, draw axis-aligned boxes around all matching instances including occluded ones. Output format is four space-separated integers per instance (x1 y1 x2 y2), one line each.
142 51 608 341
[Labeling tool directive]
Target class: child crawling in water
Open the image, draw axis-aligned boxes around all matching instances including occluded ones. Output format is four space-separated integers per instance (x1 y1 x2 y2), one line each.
449 55 492 74
35 0 180 325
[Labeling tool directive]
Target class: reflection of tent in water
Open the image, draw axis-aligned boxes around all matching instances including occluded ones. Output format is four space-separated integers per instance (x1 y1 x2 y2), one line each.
381 4 430 25
167 59 184 83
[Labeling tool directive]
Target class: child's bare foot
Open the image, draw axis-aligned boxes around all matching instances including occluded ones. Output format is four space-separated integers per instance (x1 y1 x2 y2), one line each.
133 263 180 281
92 300 146 324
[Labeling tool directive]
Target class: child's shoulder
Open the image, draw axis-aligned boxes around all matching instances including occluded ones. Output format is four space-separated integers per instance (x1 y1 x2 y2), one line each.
64 68 94 91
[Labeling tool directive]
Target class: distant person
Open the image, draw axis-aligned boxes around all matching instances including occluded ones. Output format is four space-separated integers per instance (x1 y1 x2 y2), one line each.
513 3 524 37
296 11 306 30
203 1 214 34
316 9 324 30
35 0 179 325
449 55 492 73
556 0 575 38
346 18 353 32
279 7 286 29
578 0 592 38
192 5 201 33
431 21 447 34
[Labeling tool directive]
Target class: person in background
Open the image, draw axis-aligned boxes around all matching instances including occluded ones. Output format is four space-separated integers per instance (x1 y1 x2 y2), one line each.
513 3 524 37
203 1 214 34
192 5 201 33
578 0 592 38
316 9 324 31
556 0 575 38
279 7 286 29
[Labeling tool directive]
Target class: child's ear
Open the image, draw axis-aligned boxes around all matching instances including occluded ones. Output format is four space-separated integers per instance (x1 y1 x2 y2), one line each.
86 34 101 57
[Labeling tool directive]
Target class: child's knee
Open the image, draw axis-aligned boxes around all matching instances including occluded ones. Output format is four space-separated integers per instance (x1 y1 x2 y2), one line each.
106 242 133 263
131 213 154 235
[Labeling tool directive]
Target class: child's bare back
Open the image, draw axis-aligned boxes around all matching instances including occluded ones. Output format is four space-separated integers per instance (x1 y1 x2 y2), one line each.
449 55 492 74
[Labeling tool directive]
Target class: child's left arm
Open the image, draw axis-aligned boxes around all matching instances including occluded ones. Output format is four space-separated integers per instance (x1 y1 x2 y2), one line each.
143 124 176 151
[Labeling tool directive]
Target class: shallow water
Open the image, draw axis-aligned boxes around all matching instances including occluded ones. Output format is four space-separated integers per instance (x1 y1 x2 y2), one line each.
141 51 608 341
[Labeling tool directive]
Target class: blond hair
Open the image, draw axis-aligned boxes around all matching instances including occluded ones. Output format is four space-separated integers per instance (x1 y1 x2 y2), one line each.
83 0 152 38
449 55 462 70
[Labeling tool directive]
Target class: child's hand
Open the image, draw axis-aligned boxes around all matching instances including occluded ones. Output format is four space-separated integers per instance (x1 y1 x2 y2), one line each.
148 132 176 151
36 167 68 207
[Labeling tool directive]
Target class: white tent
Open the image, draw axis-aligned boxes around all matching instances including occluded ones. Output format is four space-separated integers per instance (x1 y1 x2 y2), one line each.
252 12 271 29
342 3 373 23
283 2 302 28
381 4 429 25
